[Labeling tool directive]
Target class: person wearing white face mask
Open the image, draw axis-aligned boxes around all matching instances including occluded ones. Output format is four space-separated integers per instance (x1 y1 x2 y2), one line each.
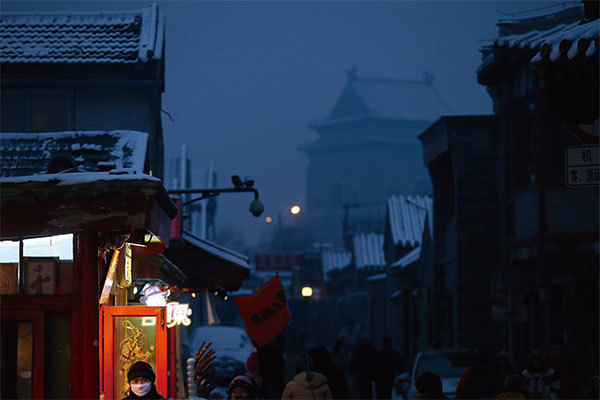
123 361 167 400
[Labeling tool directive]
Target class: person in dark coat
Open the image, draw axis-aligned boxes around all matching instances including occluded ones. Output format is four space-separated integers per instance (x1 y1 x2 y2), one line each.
122 361 166 400
227 374 262 400
415 371 448 399
493 351 516 393
521 350 559 400
374 337 405 399
257 337 286 399
456 353 497 399
309 346 348 399
495 374 529 399
350 338 376 399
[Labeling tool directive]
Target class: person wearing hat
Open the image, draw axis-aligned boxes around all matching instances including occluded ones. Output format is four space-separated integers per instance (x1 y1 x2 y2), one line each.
122 361 166 400
227 374 261 400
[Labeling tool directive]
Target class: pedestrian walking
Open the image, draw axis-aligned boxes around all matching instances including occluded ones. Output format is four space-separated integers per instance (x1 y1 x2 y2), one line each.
122 361 166 400
456 353 497 399
228 375 262 400
495 374 529 399
309 346 348 399
350 338 376 399
282 355 332 400
521 350 559 400
374 337 405 399
494 351 516 391
415 371 448 400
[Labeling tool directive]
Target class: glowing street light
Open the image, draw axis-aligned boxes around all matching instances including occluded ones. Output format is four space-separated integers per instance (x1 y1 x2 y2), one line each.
290 205 301 215
301 286 313 297
265 216 273 223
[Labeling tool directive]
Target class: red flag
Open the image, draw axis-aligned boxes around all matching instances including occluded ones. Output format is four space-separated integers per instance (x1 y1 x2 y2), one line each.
234 275 291 348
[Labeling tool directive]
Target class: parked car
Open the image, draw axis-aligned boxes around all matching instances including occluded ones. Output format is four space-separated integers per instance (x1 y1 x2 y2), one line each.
392 348 478 399
187 325 254 398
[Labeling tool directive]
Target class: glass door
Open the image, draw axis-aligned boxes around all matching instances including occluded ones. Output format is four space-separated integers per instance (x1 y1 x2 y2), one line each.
0 311 44 399
102 306 167 400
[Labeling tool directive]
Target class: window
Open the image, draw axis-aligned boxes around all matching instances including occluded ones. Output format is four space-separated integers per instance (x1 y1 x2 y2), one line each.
0 234 74 295
1 90 72 133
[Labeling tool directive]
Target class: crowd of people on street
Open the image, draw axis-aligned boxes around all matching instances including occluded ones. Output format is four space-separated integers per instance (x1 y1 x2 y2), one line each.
121 321 599 400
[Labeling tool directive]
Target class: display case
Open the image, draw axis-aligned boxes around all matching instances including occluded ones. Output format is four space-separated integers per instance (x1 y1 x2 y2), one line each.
101 306 167 400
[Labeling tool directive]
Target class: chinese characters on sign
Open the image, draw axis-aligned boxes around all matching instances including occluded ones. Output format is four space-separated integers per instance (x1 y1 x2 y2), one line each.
565 145 600 187
166 302 192 328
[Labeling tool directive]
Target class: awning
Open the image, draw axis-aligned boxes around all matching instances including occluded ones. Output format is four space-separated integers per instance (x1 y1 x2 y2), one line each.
164 232 250 292
133 252 188 288
0 171 176 242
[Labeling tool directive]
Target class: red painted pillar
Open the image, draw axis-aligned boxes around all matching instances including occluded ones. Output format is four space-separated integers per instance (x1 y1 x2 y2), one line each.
168 327 177 398
73 233 100 399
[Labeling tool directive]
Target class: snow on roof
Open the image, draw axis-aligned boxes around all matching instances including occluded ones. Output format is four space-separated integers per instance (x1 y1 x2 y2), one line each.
391 245 421 269
530 19 599 62
387 194 433 247
0 4 164 64
366 272 387 282
182 232 250 271
322 248 352 277
353 233 385 269
489 6 598 63
0 170 160 185
0 130 148 177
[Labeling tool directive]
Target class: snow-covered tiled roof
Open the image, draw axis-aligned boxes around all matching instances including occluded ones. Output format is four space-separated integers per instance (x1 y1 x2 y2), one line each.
391 245 421 269
353 233 385 269
387 195 433 247
494 19 599 63
366 272 386 282
0 169 159 185
322 248 352 276
0 4 164 64
182 232 250 270
0 130 148 177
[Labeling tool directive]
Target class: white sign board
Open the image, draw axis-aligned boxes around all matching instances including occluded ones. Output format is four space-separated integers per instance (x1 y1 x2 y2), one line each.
565 145 600 187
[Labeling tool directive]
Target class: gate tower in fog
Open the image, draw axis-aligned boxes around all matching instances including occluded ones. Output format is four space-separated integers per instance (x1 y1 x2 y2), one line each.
301 68 452 246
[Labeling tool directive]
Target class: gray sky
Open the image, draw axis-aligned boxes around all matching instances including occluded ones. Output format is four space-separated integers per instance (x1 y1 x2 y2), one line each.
3 0 573 250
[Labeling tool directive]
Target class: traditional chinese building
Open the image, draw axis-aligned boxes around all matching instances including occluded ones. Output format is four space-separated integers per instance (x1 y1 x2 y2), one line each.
476 2 598 392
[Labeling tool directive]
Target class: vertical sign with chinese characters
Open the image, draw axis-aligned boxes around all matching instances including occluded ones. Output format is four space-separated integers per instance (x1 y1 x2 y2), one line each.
565 145 600 187
166 302 192 328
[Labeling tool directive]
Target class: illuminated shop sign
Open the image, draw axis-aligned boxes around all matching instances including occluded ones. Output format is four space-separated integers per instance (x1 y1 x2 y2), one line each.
166 302 192 328
140 285 169 306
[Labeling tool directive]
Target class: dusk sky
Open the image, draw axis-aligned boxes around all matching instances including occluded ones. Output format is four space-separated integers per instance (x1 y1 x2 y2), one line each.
3 0 574 250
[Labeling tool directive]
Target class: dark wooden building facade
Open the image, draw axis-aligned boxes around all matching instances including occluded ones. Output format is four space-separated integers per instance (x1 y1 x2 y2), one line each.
477 3 599 392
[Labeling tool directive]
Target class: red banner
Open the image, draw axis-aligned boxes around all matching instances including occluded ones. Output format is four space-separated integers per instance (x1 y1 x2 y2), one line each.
234 275 291 348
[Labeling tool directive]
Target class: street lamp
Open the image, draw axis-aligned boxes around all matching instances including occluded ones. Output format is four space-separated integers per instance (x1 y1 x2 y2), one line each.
301 286 313 297
168 175 264 217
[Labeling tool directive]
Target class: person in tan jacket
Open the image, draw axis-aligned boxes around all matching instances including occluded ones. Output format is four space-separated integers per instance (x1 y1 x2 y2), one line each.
282 355 332 400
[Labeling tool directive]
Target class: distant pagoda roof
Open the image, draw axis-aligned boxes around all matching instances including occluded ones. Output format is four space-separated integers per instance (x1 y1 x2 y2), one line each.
310 68 453 128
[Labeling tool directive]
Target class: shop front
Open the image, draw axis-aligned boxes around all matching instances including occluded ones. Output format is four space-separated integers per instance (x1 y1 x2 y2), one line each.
0 171 176 399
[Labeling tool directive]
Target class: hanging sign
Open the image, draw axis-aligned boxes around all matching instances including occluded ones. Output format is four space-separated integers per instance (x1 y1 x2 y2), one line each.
166 302 192 328
565 145 600 187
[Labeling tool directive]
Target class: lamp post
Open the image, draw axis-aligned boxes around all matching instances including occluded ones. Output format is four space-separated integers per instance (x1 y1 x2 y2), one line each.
264 205 302 251
168 175 265 217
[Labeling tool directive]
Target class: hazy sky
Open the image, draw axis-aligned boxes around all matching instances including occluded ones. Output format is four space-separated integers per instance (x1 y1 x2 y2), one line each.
3 0 573 250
